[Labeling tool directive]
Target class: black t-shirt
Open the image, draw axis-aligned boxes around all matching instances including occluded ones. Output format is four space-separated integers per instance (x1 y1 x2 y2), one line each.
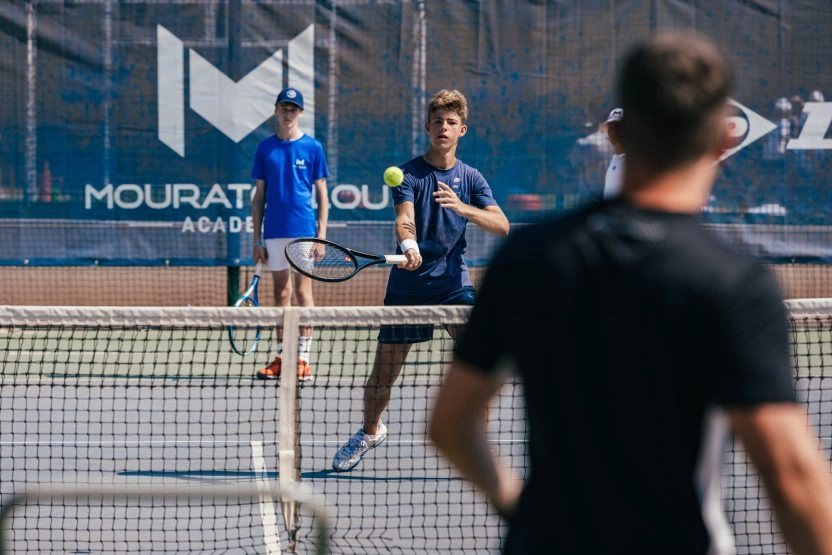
455 200 794 554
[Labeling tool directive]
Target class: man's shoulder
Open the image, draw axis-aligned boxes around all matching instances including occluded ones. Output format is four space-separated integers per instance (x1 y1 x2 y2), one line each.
298 133 324 147
457 160 486 182
689 232 778 300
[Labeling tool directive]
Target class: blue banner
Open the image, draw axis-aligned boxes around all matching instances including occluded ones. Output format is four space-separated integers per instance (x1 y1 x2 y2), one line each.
1 1 830 265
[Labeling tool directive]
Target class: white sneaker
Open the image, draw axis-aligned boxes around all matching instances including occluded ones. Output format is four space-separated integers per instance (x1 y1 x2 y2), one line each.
331 422 388 472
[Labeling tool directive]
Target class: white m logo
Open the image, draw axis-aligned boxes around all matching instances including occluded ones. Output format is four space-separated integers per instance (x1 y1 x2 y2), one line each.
157 24 315 157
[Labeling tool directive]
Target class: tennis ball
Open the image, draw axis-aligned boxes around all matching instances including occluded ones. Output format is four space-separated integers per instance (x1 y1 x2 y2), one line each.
383 166 404 187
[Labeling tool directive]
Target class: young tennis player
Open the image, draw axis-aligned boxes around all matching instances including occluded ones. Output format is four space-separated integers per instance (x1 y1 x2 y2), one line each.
430 32 832 554
331 88 510 472
251 87 329 381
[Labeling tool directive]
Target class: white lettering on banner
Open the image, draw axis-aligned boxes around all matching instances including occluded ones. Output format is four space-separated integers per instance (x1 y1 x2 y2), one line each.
203 183 233 209
173 184 200 209
227 183 253 208
85 184 113 209
319 184 390 210
180 216 252 233
193 216 224 233
362 185 389 210
87 182 390 211
114 184 144 209
788 102 832 150
228 216 246 233
84 183 256 210
145 184 172 209
86 182 391 234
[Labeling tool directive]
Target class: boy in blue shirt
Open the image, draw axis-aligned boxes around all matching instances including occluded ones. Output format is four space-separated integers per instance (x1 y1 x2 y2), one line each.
251 87 329 381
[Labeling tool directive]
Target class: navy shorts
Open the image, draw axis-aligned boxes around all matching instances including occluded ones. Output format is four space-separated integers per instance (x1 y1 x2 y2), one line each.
377 286 476 344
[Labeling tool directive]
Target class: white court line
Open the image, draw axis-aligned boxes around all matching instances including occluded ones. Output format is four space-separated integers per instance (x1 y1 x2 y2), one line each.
251 440 282 555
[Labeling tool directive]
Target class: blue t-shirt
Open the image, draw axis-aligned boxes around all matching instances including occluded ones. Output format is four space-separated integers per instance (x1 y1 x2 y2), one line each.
251 133 329 238
387 156 498 295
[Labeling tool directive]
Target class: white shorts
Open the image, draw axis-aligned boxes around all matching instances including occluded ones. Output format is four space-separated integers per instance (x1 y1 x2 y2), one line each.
262 238 298 272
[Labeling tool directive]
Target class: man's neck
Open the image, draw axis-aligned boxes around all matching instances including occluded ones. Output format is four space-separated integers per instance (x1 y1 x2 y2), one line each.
277 127 303 141
423 148 457 170
621 158 716 214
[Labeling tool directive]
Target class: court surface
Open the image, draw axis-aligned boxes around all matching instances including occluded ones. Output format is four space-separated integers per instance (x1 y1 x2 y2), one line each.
1 320 830 553
0 327 525 554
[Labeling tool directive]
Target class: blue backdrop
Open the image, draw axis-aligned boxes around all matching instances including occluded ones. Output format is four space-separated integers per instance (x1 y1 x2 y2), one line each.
1 1 830 265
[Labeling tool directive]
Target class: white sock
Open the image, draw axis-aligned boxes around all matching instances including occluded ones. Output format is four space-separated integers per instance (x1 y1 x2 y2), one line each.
276 341 283 357
298 336 312 363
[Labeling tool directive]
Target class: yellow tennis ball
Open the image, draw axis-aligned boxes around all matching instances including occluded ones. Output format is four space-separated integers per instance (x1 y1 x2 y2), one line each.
383 166 404 187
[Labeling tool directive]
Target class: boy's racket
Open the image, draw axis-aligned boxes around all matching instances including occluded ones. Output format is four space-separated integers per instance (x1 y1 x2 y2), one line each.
285 238 407 282
228 261 263 356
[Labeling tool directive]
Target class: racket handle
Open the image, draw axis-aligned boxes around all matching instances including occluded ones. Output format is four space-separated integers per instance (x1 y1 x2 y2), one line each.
385 255 407 264
254 261 264 275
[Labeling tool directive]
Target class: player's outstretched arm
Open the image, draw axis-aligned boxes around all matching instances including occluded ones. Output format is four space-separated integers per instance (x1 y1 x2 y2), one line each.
467 204 510 236
730 404 832 555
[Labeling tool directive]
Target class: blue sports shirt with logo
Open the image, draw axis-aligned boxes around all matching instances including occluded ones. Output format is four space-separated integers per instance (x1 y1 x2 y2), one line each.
251 133 329 238
387 156 498 295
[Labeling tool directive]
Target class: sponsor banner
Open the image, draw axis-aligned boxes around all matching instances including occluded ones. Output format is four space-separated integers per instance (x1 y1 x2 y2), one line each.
0 2 830 264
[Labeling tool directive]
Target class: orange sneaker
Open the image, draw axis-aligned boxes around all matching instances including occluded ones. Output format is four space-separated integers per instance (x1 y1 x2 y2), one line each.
256 356 282 380
297 360 314 382
256 357 314 382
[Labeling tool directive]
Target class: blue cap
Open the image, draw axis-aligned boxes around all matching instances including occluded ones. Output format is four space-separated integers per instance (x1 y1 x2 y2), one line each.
275 87 304 109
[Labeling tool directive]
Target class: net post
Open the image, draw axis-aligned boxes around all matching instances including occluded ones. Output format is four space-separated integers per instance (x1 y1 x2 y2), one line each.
279 307 300 547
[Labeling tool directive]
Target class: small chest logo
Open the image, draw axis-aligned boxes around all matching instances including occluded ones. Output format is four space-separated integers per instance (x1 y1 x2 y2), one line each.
295 158 307 169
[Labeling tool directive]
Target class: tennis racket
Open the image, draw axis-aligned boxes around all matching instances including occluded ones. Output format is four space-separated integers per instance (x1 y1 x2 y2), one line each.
285 238 407 282
228 261 263 356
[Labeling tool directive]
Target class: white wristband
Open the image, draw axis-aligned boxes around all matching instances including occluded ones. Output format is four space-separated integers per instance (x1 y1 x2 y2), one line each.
400 239 420 254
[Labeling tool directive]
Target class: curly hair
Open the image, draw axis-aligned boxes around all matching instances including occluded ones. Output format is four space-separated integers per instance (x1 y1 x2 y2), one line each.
427 89 469 124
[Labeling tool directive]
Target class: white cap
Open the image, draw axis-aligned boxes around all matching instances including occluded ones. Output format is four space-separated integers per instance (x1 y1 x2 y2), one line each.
775 97 791 112
606 108 623 123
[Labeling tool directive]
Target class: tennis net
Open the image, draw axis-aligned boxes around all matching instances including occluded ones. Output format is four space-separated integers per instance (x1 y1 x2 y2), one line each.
0 302 830 554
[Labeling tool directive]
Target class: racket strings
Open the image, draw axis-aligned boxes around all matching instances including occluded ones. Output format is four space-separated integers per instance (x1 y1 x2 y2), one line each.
286 241 358 280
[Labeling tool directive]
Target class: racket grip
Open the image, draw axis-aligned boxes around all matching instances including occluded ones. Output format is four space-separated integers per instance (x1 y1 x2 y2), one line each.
385 255 407 264
254 261 264 275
